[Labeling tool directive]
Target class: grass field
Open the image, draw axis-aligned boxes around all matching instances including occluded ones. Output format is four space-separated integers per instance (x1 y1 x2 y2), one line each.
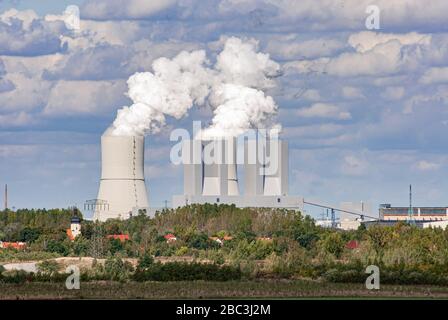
2 279 448 299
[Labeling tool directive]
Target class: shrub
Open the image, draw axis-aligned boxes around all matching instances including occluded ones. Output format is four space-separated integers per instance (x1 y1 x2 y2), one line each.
133 262 241 282
175 246 189 256
137 253 154 270
104 257 134 281
37 260 60 275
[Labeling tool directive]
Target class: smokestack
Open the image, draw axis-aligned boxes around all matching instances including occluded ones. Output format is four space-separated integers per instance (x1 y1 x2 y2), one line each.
94 134 149 221
4 184 7 210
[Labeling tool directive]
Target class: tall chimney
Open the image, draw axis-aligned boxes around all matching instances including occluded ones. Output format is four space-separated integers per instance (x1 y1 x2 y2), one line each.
4 184 7 210
94 134 149 221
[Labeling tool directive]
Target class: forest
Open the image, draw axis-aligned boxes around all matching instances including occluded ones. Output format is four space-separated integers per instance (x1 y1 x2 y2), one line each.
2 204 448 285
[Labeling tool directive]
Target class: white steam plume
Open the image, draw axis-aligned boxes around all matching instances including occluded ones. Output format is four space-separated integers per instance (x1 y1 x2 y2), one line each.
112 50 211 136
199 37 281 139
110 37 281 138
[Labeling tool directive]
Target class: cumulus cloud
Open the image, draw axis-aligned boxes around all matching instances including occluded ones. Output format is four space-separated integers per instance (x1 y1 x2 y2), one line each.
0 8 67 56
296 103 351 120
285 31 445 78
342 86 365 99
81 0 177 20
0 73 51 111
420 67 448 84
348 31 431 53
264 35 346 60
381 86 405 100
43 44 133 81
43 80 128 116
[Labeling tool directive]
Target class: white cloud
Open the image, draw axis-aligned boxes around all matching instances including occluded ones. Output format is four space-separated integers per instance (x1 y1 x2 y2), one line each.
301 89 322 101
265 35 346 60
342 86 365 99
43 80 128 116
0 8 66 56
0 111 36 127
341 155 369 176
0 73 51 111
81 0 176 20
381 86 405 100
296 103 351 120
348 31 431 53
420 67 448 84
416 160 440 171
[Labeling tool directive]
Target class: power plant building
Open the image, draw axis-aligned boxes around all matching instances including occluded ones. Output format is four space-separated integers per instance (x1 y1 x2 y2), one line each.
379 204 448 221
93 133 150 221
172 136 303 210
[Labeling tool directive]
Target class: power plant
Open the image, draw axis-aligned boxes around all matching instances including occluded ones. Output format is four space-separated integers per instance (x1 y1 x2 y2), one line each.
92 132 149 221
172 135 304 210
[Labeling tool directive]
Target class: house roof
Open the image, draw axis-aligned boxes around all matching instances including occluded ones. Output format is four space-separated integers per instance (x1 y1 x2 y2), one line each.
0 241 26 249
345 240 360 249
107 234 130 241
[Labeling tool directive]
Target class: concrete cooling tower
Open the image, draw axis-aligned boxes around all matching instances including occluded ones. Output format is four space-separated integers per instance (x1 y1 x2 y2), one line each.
93 134 149 221
202 139 239 196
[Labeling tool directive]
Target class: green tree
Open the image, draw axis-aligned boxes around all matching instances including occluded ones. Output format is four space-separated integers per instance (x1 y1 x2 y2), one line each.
321 232 345 259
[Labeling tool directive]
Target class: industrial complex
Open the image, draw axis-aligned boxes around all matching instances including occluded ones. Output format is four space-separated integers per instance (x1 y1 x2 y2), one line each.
83 131 448 230
172 137 303 210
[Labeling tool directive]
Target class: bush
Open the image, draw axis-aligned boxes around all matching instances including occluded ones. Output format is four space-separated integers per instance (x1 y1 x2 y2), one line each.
104 257 134 281
133 262 241 282
37 260 60 275
137 253 154 270
46 239 69 256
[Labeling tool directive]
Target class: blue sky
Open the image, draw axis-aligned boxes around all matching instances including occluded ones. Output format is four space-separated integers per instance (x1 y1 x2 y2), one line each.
1 0 448 219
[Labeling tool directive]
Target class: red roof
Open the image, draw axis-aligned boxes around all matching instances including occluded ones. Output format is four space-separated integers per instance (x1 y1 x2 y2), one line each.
164 233 176 240
107 234 130 242
0 242 26 250
345 240 360 250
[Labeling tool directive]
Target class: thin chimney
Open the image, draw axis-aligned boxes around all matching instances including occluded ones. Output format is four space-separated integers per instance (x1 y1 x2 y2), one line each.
4 184 7 210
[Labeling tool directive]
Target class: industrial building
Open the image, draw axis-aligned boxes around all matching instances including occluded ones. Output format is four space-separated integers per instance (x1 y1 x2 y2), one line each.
92 132 150 221
379 204 448 221
172 136 304 210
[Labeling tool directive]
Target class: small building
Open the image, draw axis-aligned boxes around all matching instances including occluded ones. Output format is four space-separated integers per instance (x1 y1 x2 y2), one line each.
0 241 26 250
107 234 130 242
164 233 177 243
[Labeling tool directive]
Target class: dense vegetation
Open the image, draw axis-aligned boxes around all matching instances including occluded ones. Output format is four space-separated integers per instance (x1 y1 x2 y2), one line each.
2 204 448 285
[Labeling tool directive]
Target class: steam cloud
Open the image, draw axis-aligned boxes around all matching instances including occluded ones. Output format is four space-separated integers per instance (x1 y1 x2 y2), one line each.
110 37 281 138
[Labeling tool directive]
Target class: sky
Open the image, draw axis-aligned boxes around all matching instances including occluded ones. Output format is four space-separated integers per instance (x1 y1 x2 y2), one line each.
1 0 448 219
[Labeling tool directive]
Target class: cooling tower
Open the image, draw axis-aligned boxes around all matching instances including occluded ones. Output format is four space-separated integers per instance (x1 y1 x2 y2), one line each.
263 139 288 196
201 139 239 196
94 133 149 221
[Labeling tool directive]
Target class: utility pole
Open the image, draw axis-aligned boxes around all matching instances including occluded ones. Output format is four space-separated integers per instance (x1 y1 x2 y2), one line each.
331 208 336 228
